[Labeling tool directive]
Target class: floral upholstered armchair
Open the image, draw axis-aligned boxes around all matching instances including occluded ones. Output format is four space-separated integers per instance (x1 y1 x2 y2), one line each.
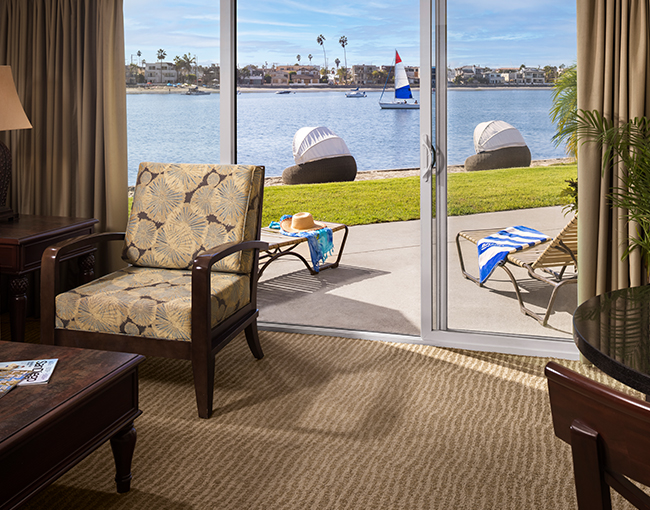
40 163 268 418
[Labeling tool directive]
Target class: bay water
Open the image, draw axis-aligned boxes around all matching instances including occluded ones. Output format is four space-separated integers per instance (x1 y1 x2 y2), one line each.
127 88 566 186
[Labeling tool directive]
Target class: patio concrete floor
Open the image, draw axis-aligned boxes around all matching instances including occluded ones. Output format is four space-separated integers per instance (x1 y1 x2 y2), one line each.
257 206 576 340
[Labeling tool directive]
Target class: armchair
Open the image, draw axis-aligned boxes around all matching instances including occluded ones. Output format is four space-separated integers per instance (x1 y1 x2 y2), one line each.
41 163 268 418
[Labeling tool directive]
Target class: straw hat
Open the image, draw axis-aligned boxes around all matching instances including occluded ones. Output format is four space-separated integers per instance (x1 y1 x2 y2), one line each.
280 212 326 232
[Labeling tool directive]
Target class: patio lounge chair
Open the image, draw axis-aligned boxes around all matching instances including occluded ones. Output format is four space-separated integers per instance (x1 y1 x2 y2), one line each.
456 215 577 326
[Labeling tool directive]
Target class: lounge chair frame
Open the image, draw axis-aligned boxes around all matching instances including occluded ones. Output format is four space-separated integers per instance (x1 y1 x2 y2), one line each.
455 216 578 326
258 222 349 277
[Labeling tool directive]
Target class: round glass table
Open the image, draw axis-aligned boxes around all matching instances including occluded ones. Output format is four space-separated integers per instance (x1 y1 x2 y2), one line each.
573 285 650 395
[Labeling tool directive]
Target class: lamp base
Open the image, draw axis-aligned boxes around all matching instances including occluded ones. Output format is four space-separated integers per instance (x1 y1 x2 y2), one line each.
0 205 18 222
0 140 18 221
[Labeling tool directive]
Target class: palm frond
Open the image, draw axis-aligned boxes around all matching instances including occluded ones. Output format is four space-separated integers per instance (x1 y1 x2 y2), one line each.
549 64 578 158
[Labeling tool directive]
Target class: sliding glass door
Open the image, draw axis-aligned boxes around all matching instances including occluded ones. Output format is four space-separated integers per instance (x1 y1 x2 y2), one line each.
419 0 579 357
215 0 579 357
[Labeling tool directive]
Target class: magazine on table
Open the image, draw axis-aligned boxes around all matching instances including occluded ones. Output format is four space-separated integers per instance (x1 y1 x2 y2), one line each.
0 366 31 398
0 359 58 386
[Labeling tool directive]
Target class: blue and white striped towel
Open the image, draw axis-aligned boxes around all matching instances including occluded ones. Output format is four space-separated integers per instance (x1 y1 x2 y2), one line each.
477 226 550 284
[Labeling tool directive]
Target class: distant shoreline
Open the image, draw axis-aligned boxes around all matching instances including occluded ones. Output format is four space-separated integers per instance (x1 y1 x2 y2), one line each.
126 83 554 95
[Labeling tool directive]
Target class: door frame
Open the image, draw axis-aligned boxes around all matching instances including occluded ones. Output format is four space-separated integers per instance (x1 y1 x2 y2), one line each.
417 0 577 358
221 0 579 359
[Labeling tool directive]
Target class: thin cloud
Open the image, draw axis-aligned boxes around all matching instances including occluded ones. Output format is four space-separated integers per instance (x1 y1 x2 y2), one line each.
184 14 220 21
239 18 308 28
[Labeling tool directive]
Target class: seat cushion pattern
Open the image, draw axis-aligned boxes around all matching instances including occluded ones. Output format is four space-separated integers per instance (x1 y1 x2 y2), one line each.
55 267 250 341
123 163 259 273
239 165 264 274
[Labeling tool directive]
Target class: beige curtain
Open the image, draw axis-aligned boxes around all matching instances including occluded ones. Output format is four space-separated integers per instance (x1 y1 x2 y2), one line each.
577 0 650 304
0 0 128 240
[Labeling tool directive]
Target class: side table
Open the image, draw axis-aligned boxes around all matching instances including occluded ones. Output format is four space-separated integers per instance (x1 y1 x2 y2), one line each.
0 215 98 342
0 341 143 509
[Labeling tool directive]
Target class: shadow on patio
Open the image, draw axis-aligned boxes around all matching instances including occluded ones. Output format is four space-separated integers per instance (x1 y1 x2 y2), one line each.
258 205 576 340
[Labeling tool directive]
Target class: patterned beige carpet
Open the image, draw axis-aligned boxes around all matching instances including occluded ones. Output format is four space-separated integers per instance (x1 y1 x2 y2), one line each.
20 330 640 509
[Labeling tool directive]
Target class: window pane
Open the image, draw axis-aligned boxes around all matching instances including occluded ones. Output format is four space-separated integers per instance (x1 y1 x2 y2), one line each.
123 1 220 188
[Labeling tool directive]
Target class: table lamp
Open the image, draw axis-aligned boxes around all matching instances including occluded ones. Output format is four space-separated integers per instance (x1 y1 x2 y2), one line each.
0 65 32 222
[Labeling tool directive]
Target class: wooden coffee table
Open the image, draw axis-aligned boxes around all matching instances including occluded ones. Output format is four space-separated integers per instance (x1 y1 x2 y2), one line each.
0 341 144 509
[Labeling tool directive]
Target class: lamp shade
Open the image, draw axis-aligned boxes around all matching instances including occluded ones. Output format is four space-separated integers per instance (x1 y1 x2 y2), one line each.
0 66 31 131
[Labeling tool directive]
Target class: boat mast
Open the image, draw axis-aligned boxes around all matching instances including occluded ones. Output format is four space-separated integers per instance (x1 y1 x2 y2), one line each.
379 54 395 103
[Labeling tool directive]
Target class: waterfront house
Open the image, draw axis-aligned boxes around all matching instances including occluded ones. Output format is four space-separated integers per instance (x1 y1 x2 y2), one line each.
520 67 546 84
144 61 178 84
351 64 378 84
276 65 320 84
269 69 290 86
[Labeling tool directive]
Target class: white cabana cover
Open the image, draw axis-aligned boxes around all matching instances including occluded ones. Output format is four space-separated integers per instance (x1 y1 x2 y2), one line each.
292 126 351 165
473 120 527 153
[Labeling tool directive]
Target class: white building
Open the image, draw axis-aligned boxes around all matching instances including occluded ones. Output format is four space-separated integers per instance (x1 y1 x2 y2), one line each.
145 62 178 84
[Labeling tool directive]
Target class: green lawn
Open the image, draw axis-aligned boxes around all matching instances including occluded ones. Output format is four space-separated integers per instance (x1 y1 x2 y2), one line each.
262 163 577 227
127 163 577 227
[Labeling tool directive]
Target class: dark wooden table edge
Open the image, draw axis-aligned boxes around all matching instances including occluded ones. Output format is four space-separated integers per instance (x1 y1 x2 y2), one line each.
573 309 650 397
0 354 144 510
1 355 144 447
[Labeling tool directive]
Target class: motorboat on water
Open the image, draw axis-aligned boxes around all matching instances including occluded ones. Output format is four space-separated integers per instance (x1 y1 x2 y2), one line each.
186 86 210 95
379 50 419 109
275 90 292 94
345 87 367 98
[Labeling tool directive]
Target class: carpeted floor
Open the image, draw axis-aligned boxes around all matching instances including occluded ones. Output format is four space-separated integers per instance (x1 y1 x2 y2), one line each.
15 329 641 509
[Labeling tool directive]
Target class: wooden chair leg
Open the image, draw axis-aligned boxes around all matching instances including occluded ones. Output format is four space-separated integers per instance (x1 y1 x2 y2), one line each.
245 321 264 359
570 420 611 510
192 355 215 419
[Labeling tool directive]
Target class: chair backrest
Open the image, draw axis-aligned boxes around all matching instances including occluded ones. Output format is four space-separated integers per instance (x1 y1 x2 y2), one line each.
530 215 577 269
123 163 264 274
545 361 650 509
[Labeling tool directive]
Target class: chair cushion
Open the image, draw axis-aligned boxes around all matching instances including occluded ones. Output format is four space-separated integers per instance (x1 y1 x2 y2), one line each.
55 267 250 341
123 163 262 273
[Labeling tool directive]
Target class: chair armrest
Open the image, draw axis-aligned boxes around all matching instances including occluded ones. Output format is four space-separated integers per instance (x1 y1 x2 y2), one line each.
192 240 270 273
40 231 126 345
191 240 269 343
42 231 127 265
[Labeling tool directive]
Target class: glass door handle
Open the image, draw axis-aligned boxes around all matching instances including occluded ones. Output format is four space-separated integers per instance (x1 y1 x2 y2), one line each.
421 134 435 182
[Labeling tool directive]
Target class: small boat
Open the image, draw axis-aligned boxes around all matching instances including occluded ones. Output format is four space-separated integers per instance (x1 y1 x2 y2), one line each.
379 50 419 109
276 90 292 94
186 57 211 95
345 88 367 98
186 86 210 95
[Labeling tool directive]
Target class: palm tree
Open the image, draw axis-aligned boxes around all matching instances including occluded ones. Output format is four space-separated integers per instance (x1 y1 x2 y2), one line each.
157 48 166 84
137 50 142 66
339 36 348 83
577 109 650 270
335 58 340 69
296 54 301 64
550 64 577 159
316 34 327 69
308 54 313 64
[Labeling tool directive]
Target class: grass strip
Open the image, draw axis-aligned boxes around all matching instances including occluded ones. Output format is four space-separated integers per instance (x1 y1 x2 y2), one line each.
127 164 577 227
262 164 577 226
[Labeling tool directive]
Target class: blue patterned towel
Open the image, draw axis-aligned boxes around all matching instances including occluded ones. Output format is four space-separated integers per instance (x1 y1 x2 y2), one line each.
477 226 550 284
270 215 334 273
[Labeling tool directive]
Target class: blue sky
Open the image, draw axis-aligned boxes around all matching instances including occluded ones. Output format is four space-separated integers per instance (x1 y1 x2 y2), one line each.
124 0 576 70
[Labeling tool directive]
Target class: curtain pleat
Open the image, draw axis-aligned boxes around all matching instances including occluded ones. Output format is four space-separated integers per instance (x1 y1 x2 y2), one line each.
0 0 127 245
577 0 650 304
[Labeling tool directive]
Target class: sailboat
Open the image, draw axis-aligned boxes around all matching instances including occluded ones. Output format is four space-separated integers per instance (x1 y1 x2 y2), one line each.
379 50 419 109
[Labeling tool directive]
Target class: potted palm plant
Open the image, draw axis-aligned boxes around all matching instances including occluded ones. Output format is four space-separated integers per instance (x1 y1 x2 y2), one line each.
577 110 650 273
